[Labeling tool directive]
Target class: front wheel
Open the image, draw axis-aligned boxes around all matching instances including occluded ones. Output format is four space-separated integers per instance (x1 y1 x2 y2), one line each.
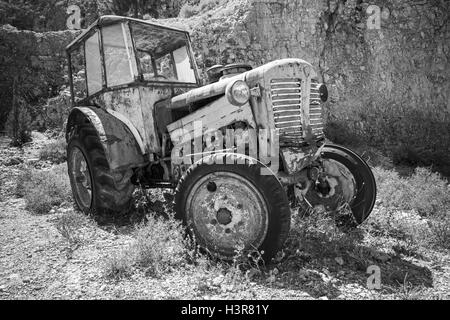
175 154 291 262
297 144 377 227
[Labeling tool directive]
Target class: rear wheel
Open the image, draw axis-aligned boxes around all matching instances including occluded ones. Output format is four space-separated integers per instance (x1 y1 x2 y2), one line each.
175 154 291 262
296 144 377 228
67 124 134 215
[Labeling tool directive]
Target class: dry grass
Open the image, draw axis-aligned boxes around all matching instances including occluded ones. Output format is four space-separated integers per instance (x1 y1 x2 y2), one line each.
373 167 449 217
55 210 92 246
368 167 450 250
39 137 67 164
17 164 71 215
105 213 192 279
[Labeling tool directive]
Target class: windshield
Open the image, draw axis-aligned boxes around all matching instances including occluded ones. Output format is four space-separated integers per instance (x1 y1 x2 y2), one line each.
131 22 197 84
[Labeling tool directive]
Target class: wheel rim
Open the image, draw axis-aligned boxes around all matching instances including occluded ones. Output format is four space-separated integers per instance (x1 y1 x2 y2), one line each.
302 159 357 213
186 172 269 257
69 147 92 209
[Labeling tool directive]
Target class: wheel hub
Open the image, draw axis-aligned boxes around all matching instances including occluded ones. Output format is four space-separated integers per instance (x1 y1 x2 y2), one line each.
299 159 356 212
186 172 269 257
216 208 233 225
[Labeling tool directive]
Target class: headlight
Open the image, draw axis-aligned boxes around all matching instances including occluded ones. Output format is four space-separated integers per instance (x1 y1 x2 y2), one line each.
318 83 328 103
226 80 250 106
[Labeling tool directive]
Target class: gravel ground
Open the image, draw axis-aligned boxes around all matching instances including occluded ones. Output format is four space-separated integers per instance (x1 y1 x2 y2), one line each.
0 133 448 300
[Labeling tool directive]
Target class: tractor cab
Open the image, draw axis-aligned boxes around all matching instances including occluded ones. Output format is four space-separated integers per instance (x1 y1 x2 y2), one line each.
67 15 200 100
66 16 199 154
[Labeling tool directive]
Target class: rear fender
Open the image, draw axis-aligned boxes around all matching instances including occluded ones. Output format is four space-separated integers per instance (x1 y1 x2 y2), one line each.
66 106 146 171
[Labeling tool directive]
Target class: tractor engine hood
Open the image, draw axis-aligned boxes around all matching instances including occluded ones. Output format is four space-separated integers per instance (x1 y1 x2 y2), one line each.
170 58 315 110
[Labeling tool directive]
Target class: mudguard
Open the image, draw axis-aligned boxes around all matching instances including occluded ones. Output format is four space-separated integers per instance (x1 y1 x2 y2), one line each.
66 106 146 171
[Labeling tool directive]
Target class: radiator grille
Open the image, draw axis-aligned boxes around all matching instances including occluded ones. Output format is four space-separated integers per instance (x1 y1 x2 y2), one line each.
270 78 324 145
270 78 303 145
309 79 325 139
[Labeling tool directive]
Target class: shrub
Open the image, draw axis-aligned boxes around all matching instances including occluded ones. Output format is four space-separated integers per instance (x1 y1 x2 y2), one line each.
105 213 191 279
198 0 220 12
19 164 72 214
39 137 67 164
179 3 198 18
55 210 90 246
373 167 449 217
133 214 189 277
15 166 32 198
178 0 220 18
428 214 450 250
5 97 32 147
105 249 134 280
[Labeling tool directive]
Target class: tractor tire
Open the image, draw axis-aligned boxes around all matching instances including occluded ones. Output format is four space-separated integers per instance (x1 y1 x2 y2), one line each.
175 154 291 262
67 124 134 215
301 144 377 228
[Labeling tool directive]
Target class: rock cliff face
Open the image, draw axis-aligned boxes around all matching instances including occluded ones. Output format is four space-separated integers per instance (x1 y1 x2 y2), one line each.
0 25 79 129
1 0 449 172
185 0 450 172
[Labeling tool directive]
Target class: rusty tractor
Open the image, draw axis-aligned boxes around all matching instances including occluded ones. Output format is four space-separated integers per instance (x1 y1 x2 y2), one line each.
65 16 377 261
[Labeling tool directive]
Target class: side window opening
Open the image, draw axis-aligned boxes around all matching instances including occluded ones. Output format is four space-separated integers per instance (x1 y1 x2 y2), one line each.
136 50 156 81
155 53 176 80
102 23 137 87
131 22 197 84
173 46 196 83
85 31 102 95
69 44 87 102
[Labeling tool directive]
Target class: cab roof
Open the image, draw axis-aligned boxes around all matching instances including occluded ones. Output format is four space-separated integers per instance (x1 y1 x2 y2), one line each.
66 15 189 51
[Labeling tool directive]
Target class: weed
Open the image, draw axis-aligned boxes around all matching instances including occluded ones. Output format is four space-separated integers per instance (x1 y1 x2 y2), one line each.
373 167 449 217
19 164 71 214
105 248 134 280
55 210 90 246
39 137 67 164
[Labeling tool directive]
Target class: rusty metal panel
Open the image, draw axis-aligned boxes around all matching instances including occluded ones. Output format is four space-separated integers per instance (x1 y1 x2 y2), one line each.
92 85 171 154
138 86 171 153
67 106 145 171
167 96 256 145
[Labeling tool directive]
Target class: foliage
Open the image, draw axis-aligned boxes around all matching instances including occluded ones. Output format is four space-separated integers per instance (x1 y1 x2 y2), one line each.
55 210 91 246
366 167 450 250
105 213 191 278
373 167 449 217
17 164 72 215
111 0 185 19
179 0 220 18
39 137 67 164
5 93 32 147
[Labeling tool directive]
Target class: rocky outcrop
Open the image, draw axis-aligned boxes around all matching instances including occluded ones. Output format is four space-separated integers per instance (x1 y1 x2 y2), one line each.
181 0 450 173
0 25 80 130
0 0 114 32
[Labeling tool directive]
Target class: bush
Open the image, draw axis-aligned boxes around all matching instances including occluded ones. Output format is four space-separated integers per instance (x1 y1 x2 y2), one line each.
178 0 220 18
5 97 32 147
15 166 32 198
55 210 91 246
428 214 450 250
105 249 134 280
179 3 198 18
133 214 189 277
39 137 67 164
105 213 191 279
19 164 72 214
373 167 449 217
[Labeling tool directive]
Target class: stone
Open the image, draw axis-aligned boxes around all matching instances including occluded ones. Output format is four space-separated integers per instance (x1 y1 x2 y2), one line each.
212 275 224 287
335 257 344 266
5 157 23 166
